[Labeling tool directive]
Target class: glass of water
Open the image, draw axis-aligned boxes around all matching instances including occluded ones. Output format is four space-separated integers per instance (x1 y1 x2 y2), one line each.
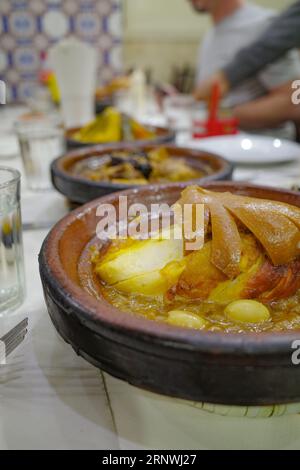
16 116 65 191
0 167 25 316
163 94 197 132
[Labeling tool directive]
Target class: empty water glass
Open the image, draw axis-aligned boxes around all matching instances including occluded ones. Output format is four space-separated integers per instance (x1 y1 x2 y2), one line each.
16 116 65 191
163 95 197 132
0 167 25 316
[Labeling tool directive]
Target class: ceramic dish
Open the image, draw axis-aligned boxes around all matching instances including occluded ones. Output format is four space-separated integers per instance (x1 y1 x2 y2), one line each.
51 144 233 204
183 133 300 165
39 181 300 406
66 123 176 150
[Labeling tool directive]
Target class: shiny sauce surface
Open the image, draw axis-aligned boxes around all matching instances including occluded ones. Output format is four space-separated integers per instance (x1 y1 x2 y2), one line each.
99 284 300 333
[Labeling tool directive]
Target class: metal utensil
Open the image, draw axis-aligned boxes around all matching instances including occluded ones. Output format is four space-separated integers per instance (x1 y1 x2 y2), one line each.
0 318 28 363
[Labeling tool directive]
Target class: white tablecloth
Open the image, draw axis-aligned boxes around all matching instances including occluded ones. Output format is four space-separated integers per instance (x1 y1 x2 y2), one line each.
2 110 300 450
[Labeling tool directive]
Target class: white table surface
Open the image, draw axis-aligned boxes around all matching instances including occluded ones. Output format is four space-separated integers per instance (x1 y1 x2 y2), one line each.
3 109 300 450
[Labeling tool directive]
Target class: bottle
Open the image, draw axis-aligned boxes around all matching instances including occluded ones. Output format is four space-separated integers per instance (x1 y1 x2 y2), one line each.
129 69 146 120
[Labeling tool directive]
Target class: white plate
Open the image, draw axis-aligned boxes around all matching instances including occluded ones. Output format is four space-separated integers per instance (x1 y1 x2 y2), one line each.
182 133 300 165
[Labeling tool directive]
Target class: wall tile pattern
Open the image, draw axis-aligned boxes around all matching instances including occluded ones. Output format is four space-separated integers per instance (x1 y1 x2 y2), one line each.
0 0 122 101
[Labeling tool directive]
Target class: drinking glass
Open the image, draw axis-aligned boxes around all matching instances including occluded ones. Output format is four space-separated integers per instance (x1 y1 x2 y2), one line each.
0 107 25 160
163 95 197 132
0 167 25 316
16 116 65 191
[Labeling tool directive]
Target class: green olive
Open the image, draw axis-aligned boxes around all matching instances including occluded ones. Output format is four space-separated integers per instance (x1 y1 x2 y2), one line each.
167 310 207 330
225 300 271 324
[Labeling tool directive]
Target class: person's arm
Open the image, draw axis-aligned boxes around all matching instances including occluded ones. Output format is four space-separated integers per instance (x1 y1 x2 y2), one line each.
224 0 300 89
233 81 300 129
194 71 230 101
194 1 300 101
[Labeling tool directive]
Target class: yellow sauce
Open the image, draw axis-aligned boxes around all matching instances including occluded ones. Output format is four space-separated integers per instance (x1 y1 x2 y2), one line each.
100 283 300 333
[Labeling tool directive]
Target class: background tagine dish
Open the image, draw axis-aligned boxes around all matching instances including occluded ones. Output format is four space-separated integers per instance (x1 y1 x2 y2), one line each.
51 145 233 204
66 107 175 148
71 147 204 185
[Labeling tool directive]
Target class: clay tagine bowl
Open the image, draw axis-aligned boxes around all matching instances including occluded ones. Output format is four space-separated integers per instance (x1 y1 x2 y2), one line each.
51 144 233 205
65 123 176 149
39 182 300 406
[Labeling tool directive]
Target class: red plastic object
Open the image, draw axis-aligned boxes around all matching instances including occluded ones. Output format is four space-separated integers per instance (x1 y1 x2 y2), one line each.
193 83 239 139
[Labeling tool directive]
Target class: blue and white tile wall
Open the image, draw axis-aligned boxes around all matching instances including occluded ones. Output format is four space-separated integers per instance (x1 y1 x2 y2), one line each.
0 0 123 102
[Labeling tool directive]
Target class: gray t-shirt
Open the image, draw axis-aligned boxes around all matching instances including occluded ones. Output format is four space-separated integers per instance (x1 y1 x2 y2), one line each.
197 3 300 137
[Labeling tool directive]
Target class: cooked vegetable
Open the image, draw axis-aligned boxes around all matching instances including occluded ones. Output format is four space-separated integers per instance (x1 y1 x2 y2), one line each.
224 300 271 324
175 234 264 302
177 187 300 275
93 186 300 333
74 108 122 143
131 120 155 140
115 271 168 296
72 147 203 185
95 229 184 296
167 311 207 329
72 107 156 144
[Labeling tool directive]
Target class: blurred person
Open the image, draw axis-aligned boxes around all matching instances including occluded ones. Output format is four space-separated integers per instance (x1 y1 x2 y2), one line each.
189 0 300 138
194 1 300 100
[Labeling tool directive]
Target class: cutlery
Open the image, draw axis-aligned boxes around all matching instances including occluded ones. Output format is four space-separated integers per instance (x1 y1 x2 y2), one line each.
0 318 28 363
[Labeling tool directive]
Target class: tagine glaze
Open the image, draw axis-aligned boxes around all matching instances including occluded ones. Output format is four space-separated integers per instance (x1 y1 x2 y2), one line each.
39 182 300 406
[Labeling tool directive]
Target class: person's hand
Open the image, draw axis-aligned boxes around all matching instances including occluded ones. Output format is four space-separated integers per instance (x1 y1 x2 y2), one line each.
194 71 230 102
